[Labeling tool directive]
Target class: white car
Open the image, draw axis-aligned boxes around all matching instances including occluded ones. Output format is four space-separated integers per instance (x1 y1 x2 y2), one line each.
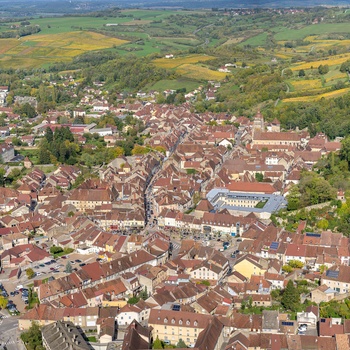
298 325 307 332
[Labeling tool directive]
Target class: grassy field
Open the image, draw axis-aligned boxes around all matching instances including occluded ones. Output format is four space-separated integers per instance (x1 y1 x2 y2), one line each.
274 23 350 41
238 32 268 47
0 31 128 68
147 78 201 92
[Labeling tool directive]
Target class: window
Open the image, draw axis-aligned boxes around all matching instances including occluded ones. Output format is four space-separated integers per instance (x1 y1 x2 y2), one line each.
164 318 168 323
186 320 190 325
171 319 175 324
179 320 183 325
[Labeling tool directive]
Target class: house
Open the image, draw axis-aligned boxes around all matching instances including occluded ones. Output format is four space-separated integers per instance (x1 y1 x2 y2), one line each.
297 305 319 326
321 266 350 294
116 303 145 327
122 320 152 350
41 321 90 350
319 317 344 337
233 254 268 279
195 317 225 350
97 317 115 343
0 144 14 162
262 310 279 333
311 284 337 303
148 309 212 347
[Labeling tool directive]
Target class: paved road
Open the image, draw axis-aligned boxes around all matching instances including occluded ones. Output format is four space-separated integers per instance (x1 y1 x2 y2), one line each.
0 315 19 350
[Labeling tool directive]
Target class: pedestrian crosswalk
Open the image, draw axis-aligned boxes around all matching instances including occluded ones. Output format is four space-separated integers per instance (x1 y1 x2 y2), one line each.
172 242 180 251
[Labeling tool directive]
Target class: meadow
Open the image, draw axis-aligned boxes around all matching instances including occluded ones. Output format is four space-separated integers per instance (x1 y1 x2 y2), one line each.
274 23 350 41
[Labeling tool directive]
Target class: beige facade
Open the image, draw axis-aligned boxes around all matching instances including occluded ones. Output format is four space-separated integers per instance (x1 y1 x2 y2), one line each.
148 309 211 347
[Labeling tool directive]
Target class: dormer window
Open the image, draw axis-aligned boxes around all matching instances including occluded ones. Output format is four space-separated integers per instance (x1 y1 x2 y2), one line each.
164 318 168 323
179 319 183 325
171 319 175 324
194 321 198 326
186 320 190 325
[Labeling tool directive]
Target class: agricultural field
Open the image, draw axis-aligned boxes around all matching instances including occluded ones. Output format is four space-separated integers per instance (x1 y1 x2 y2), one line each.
153 54 225 81
289 79 323 91
0 31 128 69
176 64 227 81
153 54 215 69
291 53 350 71
282 87 350 103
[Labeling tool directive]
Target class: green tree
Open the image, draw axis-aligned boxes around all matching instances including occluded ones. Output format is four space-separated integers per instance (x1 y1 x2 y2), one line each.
140 287 148 300
282 265 293 274
318 64 329 75
319 264 327 274
317 218 329 230
298 69 305 77
50 246 63 255
45 127 54 143
288 260 304 268
340 136 350 165
65 261 72 274
26 268 35 279
281 280 300 312
176 339 187 348
0 295 8 309
0 168 5 187
153 336 164 349
127 296 140 304
340 59 350 73
20 321 44 350
255 173 264 182
287 185 301 210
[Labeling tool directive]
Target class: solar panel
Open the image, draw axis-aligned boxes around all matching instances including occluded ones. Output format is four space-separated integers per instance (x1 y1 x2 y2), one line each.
326 270 339 278
270 242 279 250
282 321 294 326
172 305 181 311
306 232 321 238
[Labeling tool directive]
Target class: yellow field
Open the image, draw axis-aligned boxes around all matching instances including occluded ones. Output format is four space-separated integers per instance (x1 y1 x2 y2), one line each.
274 53 292 59
291 53 350 71
0 31 128 68
176 64 227 80
283 87 350 103
290 79 322 91
153 54 215 69
27 31 127 50
0 39 19 54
